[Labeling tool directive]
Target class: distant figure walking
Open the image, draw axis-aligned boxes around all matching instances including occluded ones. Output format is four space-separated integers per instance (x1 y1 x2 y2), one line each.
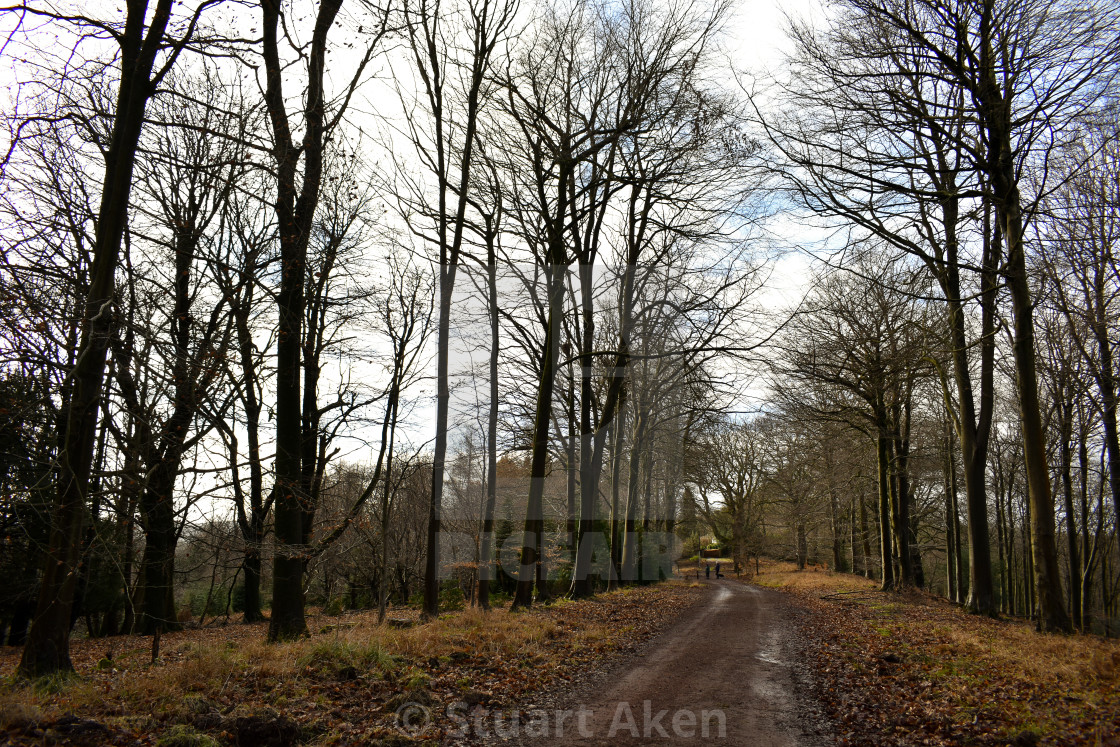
705 564 711 579
715 562 723 579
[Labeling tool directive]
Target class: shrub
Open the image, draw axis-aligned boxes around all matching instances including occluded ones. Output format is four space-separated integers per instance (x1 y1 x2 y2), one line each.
185 583 240 618
440 585 465 612
297 639 398 680
323 596 346 616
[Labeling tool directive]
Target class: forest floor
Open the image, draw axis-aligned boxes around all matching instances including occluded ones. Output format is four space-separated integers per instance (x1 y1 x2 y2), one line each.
0 583 701 746
3 567 1119 746
750 559 1120 746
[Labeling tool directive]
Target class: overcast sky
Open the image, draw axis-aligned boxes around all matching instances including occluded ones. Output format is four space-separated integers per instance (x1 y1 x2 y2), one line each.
730 0 822 73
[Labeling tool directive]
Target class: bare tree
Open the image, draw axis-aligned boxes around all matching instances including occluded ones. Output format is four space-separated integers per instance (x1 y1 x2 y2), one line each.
760 0 1002 612
837 0 1120 632
106 71 255 635
258 0 388 641
391 0 517 620
1042 133 1120 536
773 253 933 589
3 0 223 677
694 417 768 572
212 168 276 624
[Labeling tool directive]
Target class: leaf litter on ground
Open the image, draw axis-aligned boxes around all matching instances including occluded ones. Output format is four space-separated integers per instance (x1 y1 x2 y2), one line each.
751 560 1120 747
0 581 702 746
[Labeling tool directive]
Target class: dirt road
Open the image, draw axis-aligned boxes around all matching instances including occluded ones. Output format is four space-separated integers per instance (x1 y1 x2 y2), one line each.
519 580 831 745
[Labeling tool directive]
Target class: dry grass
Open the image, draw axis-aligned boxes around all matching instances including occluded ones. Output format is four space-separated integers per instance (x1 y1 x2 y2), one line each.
934 615 1119 691
749 559 882 594
760 559 1120 745
0 583 702 745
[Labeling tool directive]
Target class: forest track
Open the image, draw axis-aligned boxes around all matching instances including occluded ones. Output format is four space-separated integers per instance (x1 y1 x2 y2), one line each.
486 579 833 745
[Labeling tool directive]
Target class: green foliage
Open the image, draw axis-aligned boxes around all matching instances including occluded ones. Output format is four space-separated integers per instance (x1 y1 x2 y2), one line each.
156 724 219 747
31 671 77 695
346 588 375 610
230 583 245 614
402 666 430 691
0 372 57 639
439 584 465 612
487 587 513 605
550 561 573 591
186 581 244 618
297 639 398 680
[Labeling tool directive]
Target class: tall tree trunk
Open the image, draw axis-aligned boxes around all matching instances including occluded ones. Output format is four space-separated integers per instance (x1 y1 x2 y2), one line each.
136 460 182 635
1022 490 1035 619
239 408 266 626
1089 259 1120 529
264 0 343 641
513 259 566 609
940 191 996 615
606 396 627 591
977 1 1069 632
876 423 895 591
76 387 114 638
859 485 873 580
828 485 844 572
620 403 648 584
953 459 967 603
377 402 399 624
120 486 138 635
1006 476 1018 615
426 264 454 618
515 154 574 608
796 520 808 570
19 0 177 678
1057 403 1082 629
1079 439 1100 631
572 263 599 598
850 496 862 576
639 450 654 582
478 226 500 612
415 0 503 621
896 400 923 588
228 261 268 624
137 215 220 634
889 405 915 586
996 473 1008 613
942 425 958 602
298 251 335 563
566 342 577 568
1005 233 1070 630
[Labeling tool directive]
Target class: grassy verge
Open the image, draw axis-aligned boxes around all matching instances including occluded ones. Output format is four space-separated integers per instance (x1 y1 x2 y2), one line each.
0 582 702 746
751 559 1120 746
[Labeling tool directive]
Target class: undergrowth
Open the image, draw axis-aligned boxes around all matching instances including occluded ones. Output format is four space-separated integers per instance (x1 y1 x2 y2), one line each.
0 582 702 746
